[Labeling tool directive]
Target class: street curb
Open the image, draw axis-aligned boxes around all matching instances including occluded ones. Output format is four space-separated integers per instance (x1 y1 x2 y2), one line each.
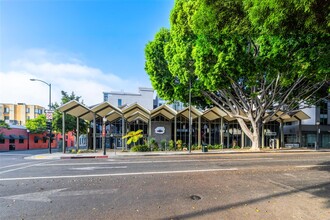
60 155 109 159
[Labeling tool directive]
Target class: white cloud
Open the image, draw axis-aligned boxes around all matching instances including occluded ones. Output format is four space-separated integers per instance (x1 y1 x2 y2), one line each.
0 49 150 108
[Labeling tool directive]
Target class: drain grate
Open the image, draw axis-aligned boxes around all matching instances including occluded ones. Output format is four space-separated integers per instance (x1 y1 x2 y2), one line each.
190 195 201 200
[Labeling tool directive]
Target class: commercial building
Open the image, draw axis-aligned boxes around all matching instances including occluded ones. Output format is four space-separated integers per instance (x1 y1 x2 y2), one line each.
56 87 330 150
0 103 45 126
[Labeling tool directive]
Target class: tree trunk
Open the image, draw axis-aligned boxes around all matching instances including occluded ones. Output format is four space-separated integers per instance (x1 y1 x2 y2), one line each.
236 118 261 151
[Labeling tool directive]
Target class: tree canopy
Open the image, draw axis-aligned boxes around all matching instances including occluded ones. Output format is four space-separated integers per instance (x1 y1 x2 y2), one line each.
145 0 329 150
25 114 47 134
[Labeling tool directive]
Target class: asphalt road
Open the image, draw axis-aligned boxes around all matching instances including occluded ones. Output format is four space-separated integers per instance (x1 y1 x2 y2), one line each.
0 151 329 220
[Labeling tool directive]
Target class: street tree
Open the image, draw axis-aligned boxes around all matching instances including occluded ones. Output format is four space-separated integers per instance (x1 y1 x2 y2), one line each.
25 114 47 134
0 120 10 138
145 0 329 150
52 91 89 134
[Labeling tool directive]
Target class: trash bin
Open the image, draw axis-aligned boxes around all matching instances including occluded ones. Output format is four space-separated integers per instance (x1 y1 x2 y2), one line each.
202 145 208 152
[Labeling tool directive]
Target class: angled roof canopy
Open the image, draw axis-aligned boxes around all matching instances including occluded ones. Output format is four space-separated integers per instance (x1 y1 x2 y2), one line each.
57 100 309 125
151 104 177 120
90 102 122 118
57 100 94 121
177 106 203 120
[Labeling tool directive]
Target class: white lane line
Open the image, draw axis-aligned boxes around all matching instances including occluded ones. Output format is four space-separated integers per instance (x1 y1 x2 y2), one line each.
0 168 238 181
296 165 330 168
0 162 35 170
0 161 54 175
39 158 274 166
69 166 127 170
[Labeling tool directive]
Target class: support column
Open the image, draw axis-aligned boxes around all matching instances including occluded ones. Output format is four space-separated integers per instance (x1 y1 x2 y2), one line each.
121 116 125 151
208 121 211 145
148 116 152 147
280 119 284 148
76 117 80 150
62 112 66 153
174 116 177 148
227 123 230 148
241 131 245 148
198 116 201 147
93 113 96 152
220 117 224 146
298 119 302 147
261 124 265 148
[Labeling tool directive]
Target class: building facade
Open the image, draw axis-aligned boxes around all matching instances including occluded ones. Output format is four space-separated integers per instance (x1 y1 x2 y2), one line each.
103 87 154 110
284 100 330 148
0 103 45 126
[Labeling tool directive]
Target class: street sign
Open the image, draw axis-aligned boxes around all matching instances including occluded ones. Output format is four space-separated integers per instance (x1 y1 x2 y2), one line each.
46 112 53 120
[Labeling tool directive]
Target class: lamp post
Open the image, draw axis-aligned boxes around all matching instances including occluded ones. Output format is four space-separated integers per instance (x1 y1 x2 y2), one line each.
30 78 52 154
27 129 30 150
188 78 192 153
316 121 320 150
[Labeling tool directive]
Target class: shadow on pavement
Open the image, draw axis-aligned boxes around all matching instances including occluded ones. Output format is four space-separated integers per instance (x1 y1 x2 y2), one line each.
160 161 330 220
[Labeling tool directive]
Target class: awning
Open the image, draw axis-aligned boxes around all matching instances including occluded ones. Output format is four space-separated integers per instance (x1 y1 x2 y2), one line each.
9 134 19 139
19 135 27 139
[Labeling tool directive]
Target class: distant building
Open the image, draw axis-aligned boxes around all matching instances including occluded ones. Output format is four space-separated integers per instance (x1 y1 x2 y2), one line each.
284 100 330 148
0 103 45 125
103 87 154 110
153 95 185 111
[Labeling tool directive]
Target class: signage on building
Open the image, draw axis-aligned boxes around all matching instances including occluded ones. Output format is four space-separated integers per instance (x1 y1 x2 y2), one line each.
155 127 165 134
265 132 277 136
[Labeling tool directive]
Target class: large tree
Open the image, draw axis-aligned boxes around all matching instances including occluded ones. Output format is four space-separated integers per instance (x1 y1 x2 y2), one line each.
145 0 329 150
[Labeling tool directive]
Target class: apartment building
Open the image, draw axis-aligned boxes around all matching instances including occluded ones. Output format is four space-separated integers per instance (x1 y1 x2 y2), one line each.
0 103 45 125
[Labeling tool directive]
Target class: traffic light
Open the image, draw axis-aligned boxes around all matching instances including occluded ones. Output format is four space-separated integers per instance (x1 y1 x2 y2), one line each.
46 121 52 130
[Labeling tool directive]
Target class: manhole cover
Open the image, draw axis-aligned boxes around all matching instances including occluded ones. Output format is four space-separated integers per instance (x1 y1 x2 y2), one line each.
190 195 201 200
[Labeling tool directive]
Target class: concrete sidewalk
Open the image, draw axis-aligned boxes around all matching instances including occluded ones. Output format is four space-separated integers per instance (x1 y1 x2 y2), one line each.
24 148 329 160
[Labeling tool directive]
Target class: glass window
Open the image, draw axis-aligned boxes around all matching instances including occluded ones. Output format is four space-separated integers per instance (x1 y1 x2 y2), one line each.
118 99 122 107
9 138 15 144
19 138 24 144
26 108 30 113
0 138 4 144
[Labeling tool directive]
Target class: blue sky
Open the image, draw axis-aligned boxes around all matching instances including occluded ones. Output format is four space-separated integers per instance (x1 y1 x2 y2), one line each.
0 0 174 107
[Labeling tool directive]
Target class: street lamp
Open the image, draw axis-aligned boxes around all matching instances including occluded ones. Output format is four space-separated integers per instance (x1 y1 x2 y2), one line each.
316 121 320 150
188 78 192 153
30 78 52 154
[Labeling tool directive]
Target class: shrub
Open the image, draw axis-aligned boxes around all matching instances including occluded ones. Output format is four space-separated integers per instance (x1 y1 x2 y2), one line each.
130 145 150 152
176 139 182 150
149 138 158 150
168 140 175 151
160 139 167 151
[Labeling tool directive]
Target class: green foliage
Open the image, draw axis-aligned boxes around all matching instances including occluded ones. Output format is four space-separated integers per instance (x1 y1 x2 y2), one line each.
52 91 89 134
160 139 167 151
25 114 48 134
130 145 150 152
176 139 183 150
149 137 158 149
122 129 144 145
0 120 10 138
145 0 329 149
207 144 223 150
168 140 175 151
